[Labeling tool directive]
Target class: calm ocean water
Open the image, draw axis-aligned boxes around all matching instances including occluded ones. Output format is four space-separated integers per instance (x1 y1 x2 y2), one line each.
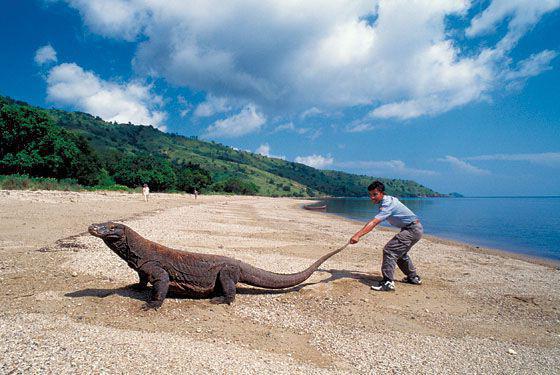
320 197 560 261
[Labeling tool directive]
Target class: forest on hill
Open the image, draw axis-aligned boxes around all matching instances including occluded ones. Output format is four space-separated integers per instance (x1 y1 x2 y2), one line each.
0 95 445 197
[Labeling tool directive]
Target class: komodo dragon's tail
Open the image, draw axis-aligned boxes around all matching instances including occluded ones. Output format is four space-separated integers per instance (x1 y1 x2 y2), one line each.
238 243 348 289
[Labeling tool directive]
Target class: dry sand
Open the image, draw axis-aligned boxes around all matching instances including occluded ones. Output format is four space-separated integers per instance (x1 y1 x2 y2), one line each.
1 189 559 374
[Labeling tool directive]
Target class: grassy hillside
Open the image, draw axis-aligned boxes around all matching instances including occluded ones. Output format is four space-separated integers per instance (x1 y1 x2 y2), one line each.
1 95 444 197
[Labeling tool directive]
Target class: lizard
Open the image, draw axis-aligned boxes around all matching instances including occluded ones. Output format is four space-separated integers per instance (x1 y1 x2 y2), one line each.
88 221 347 309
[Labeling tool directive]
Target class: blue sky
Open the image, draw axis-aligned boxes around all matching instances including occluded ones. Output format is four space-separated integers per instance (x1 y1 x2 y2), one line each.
1 0 559 196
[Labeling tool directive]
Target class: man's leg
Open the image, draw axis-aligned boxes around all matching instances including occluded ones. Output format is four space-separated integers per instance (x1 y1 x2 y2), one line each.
381 228 415 281
381 237 401 282
396 253 416 278
372 237 404 291
397 223 423 281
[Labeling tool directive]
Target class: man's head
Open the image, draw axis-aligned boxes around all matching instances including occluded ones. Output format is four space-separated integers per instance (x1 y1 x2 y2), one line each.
88 222 126 241
367 180 385 204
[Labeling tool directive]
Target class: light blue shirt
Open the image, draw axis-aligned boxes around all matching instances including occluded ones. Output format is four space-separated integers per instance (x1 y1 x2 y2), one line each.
374 195 418 228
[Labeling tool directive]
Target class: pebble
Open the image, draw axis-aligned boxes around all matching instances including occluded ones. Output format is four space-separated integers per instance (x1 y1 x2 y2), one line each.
507 348 517 355
71 272 78 277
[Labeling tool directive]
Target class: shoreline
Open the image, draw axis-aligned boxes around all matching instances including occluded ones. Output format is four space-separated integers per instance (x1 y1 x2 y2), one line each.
304 200 560 269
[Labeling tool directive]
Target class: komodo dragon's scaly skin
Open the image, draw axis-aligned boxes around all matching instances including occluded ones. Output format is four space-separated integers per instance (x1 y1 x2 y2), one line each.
88 222 345 310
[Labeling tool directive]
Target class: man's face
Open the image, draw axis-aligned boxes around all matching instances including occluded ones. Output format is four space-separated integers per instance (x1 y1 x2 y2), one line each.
368 189 383 204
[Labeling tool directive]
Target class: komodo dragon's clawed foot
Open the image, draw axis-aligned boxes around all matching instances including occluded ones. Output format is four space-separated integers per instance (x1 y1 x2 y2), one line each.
210 296 234 305
141 301 162 311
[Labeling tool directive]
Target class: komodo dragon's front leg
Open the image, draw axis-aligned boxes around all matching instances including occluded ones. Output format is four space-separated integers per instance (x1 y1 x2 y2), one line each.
140 263 169 310
130 270 149 291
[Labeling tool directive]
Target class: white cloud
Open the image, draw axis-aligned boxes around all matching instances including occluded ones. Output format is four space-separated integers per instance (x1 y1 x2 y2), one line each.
64 0 559 121
273 122 314 136
177 95 192 118
304 130 320 141
345 122 375 133
65 0 149 42
336 160 438 177
300 107 323 119
255 143 285 159
46 63 167 129
256 143 271 156
504 50 558 90
295 154 334 169
194 95 231 117
34 44 57 65
274 122 295 132
465 152 560 166
204 104 266 138
437 155 491 175
466 0 560 52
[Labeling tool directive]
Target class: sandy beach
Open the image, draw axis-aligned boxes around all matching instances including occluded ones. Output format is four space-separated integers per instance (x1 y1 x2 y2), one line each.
1 190 559 374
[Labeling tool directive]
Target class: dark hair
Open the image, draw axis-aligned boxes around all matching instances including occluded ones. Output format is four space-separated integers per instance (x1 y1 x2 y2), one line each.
367 180 385 192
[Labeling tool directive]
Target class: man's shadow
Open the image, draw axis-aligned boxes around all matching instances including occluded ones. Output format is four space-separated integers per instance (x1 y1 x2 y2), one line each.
65 269 382 301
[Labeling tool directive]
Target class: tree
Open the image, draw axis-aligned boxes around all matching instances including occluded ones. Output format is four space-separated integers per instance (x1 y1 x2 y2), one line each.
0 104 101 185
212 177 259 195
112 154 177 191
176 163 212 192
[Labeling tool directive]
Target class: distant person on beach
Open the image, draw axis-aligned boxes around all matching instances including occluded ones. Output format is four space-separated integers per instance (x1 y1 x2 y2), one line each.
194 189 198 199
142 183 150 202
349 180 423 292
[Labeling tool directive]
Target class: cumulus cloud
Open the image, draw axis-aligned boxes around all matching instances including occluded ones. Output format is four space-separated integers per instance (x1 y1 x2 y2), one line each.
63 0 559 122
65 0 149 41
336 160 438 177
465 152 560 166
255 143 285 159
46 63 167 129
437 155 491 175
256 143 271 156
194 95 231 117
34 44 57 65
295 154 334 169
204 104 266 138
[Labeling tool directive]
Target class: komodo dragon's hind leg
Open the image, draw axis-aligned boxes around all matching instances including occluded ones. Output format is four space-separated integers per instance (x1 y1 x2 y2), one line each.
210 265 240 305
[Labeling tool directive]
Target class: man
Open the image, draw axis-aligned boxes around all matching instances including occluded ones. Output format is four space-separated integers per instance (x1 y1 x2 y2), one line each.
350 181 423 291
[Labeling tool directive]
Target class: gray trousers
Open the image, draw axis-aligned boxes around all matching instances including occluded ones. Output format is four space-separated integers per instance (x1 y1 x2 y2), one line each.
381 222 423 281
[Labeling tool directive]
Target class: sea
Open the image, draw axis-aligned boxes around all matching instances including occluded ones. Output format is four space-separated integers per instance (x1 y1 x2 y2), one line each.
318 196 560 261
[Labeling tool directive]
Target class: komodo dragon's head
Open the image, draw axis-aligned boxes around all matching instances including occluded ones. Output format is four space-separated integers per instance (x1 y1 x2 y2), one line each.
88 222 126 240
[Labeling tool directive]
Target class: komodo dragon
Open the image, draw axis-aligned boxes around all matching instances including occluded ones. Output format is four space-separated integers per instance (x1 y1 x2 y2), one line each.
89 222 346 309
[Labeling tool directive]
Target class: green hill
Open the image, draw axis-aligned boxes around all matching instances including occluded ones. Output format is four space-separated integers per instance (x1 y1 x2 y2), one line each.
0 95 444 197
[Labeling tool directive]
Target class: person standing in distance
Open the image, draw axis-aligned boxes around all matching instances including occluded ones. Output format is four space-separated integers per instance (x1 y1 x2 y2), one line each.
350 181 423 291
142 183 150 202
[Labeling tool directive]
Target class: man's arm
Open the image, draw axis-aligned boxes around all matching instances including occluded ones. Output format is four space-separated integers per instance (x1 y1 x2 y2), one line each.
350 218 382 244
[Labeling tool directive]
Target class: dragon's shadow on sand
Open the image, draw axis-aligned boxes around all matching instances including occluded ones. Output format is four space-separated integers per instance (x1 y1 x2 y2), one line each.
65 269 381 301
